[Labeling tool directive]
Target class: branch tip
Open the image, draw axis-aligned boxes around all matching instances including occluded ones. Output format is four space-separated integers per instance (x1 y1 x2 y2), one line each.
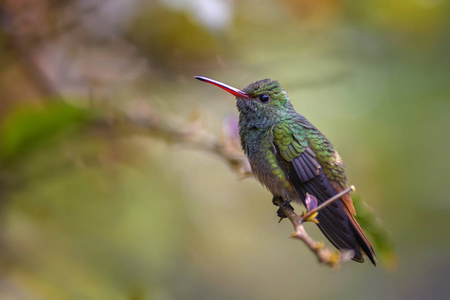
277 185 357 267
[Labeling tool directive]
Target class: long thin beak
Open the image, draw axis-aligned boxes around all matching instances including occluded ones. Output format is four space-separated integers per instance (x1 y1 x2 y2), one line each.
194 76 249 99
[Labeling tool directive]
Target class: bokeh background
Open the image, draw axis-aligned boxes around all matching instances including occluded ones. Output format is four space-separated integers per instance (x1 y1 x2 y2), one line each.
1 0 449 299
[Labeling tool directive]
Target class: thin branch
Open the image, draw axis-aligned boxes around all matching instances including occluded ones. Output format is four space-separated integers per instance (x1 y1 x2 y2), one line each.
273 192 355 268
302 185 355 222
0 3 59 98
109 109 355 267
108 110 252 177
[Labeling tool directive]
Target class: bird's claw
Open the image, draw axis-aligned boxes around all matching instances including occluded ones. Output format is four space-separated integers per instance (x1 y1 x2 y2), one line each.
276 200 294 219
272 195 283 207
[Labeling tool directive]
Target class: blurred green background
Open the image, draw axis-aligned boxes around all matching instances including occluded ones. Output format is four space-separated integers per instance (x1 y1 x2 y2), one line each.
0 0 449 299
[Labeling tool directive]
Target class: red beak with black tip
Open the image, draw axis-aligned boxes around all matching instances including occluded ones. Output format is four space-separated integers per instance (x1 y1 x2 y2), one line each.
194 76 249 99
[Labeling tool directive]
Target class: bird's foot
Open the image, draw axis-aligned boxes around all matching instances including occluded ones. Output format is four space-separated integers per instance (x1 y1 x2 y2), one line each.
272 196 283 207
276 200 294 219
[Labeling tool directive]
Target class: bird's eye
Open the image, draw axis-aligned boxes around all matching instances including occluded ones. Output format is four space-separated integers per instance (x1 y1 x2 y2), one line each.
259 94 270 103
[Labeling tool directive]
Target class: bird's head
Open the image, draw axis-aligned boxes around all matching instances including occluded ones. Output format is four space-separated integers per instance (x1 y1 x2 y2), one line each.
195 76 292 126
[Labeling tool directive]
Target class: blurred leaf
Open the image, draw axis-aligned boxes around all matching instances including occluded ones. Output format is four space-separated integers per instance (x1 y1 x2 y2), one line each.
127 5 222 71
352 194 397 269
348 0 449 39
0 102 92 163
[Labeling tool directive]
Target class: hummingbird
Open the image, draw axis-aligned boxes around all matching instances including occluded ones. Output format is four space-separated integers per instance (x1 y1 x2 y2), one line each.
195 75 377 265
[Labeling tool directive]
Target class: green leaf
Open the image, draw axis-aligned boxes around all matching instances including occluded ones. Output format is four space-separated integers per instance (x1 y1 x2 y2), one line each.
353 194 398 269
0 102 91 163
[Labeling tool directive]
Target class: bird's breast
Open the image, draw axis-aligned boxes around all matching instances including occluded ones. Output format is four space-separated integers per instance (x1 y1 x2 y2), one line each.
242 129 297 200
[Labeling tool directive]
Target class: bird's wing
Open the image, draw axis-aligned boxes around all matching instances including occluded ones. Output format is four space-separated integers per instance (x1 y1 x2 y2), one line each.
272 122 376 264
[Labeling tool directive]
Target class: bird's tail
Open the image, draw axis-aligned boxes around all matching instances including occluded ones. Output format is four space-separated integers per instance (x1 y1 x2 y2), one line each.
342 198 377 265
314 202 377 265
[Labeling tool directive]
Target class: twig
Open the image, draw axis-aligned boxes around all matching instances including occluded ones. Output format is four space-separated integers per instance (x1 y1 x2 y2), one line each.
302 185 355 222
109 109 355 267
107 110 252 177
0 3 59 98
274 187 356 268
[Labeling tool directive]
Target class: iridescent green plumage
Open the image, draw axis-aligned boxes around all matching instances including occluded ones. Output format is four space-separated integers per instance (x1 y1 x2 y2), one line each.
195 76 377 265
